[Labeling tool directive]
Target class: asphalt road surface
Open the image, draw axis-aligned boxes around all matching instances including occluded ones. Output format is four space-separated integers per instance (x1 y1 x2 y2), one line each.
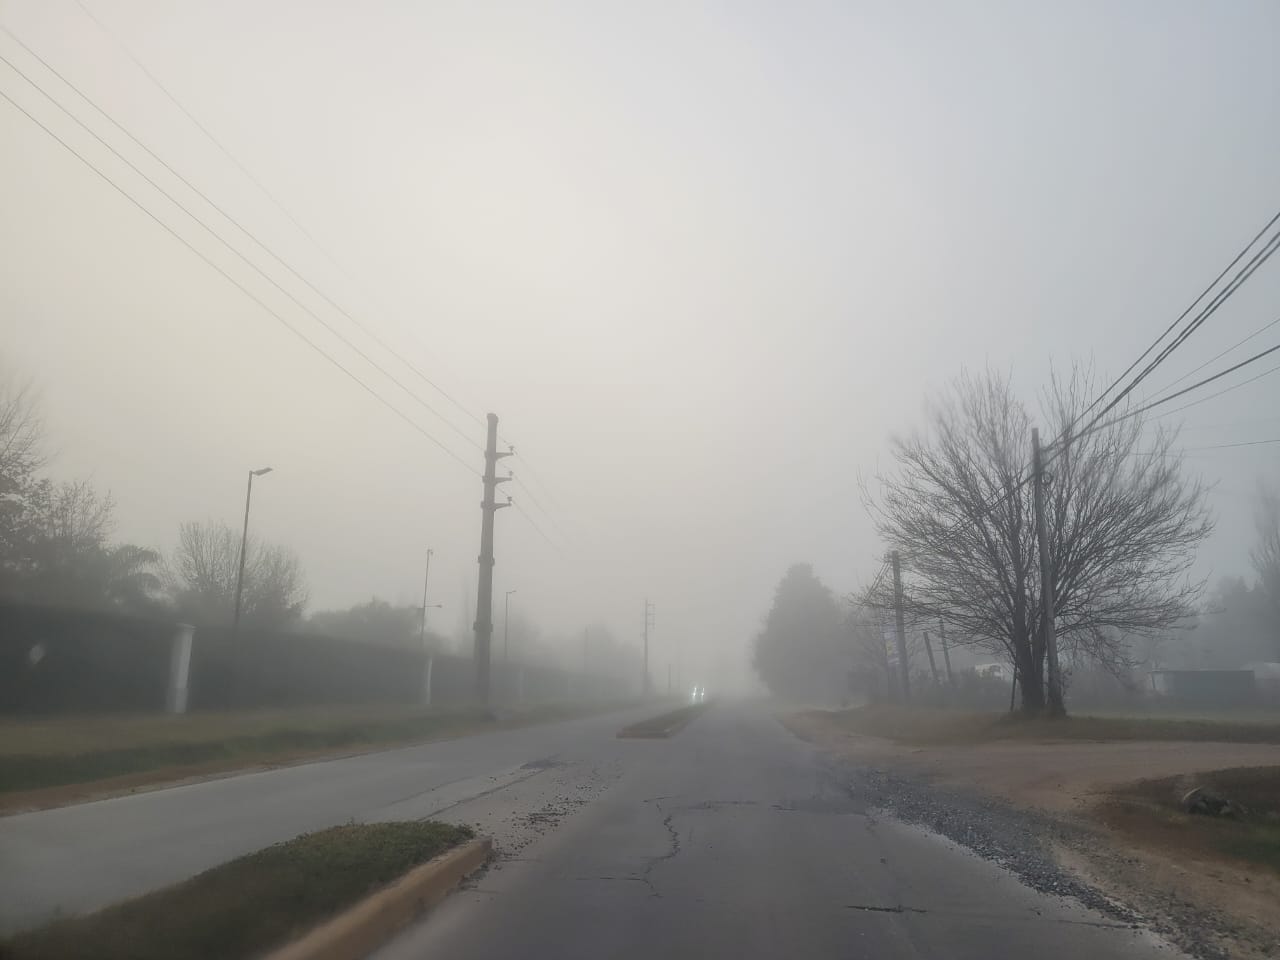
3 700 1184 958
375 701 1181 960
0 703 655 933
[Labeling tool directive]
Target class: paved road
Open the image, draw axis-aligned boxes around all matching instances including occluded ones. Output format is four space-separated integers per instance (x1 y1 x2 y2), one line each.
376 701 1180 960
0 704 654 933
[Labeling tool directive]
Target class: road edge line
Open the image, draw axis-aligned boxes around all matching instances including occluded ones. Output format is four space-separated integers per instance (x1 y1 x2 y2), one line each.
264 836 492 960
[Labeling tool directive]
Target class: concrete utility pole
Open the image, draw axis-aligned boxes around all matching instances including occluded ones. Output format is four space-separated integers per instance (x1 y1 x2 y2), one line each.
890 550 910 702
1031 427 1065 716
420 548 434 647
233 466 273 639
643 599 655 697
473 413 511 704
939 619 954 685
504 589 517 664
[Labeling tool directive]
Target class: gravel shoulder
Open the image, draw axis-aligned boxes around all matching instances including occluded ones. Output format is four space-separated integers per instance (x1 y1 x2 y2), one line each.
786 711 1280 960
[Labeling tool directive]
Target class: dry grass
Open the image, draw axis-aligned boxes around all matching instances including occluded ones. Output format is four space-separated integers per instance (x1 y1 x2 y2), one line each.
0 701 624 801
1098 766 1280 876
0 821 473 960
805 703 1280 746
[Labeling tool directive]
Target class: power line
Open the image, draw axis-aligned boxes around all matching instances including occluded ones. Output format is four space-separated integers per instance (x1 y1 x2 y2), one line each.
0 79 480 478
511 499 561 554
1148 313 1280 400
71 0 491 436
0 31 484 453
1071 227 1280 445
510 453 565 514
0 45 486 460
1063 341 1280 446
1067 206 1280 436
1153 360 1280 421
509 475 566 544
1189 438 1280 451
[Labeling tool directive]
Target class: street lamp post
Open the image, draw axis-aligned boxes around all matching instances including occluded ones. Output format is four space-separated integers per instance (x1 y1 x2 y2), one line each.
503 589 517 664
232 467 273 639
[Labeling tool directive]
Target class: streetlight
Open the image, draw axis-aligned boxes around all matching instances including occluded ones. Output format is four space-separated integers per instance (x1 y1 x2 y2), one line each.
232 466 273 638
503 589 517 663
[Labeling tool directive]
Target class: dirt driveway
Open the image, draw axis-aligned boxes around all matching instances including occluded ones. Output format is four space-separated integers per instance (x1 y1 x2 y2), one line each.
789 721 1280 814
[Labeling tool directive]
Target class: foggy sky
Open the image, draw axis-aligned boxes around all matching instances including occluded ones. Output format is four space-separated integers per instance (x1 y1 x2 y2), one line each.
2 0 1279 689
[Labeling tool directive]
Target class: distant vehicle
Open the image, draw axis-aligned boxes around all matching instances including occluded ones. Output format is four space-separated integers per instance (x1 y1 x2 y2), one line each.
690 685 706 703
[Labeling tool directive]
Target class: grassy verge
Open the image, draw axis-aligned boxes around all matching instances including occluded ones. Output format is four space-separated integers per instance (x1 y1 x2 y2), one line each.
0 821 473 960
618 701 712 738
1098 766 1280 875
0 701 626 803
799 703 1280 746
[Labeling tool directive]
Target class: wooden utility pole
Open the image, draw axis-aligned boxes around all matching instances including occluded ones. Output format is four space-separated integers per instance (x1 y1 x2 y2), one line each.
939 620 954 685
890 550 910 702
922 630 940 686
473 413 511 704
1031 427 1065 716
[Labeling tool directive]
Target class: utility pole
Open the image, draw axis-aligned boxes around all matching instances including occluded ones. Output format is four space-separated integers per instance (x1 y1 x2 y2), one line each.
1032 427 1065 716
504 589 517 664
922 630 940 686
643 599 655 697
890 550 910 702
667 663 672 697
472 413 511 705
939 620 954 685
420 548 433 647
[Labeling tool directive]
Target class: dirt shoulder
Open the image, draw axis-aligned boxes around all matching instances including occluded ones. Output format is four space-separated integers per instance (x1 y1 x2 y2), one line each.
786 708 1280 960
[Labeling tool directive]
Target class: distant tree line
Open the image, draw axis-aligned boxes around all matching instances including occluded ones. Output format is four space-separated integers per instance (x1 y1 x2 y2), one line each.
0 372 304 630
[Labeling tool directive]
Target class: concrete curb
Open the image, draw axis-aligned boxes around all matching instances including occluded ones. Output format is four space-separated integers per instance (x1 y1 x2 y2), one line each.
264 837 492 960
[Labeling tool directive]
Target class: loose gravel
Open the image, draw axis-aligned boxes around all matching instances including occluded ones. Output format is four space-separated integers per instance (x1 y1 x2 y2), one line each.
822 757 1235 960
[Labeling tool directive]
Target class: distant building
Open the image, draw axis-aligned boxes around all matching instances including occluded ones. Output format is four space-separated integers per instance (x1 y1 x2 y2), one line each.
1148 669 1255 705
972 662 1011 682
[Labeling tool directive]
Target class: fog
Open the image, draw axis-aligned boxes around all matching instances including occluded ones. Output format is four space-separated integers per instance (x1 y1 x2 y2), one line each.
2 1 1278 692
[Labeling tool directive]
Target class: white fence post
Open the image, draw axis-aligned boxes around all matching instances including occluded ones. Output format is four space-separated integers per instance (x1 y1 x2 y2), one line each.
166 623 194 714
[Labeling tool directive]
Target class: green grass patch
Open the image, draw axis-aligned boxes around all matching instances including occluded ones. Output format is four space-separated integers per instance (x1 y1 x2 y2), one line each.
0 820 474 960
1102 766 1280 875
803 703 1280 746
0 701 624 797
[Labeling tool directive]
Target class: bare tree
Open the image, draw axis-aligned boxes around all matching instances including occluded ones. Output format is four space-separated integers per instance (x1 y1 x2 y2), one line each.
865 366 1211 714
168 520 308 629
0 375 44 580
1252 482 1280 656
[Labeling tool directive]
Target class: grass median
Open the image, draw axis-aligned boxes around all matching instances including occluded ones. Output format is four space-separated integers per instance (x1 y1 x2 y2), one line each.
618 700 712 738
0 820 473 960
798 703 1280 746
0 700 627 808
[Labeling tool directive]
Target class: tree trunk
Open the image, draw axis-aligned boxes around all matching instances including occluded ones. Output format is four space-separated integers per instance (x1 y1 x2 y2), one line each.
1012 620 1044 714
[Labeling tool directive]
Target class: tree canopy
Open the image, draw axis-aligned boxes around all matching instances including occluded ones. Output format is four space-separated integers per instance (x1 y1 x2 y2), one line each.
752 563 846 704
866 367 1212 714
